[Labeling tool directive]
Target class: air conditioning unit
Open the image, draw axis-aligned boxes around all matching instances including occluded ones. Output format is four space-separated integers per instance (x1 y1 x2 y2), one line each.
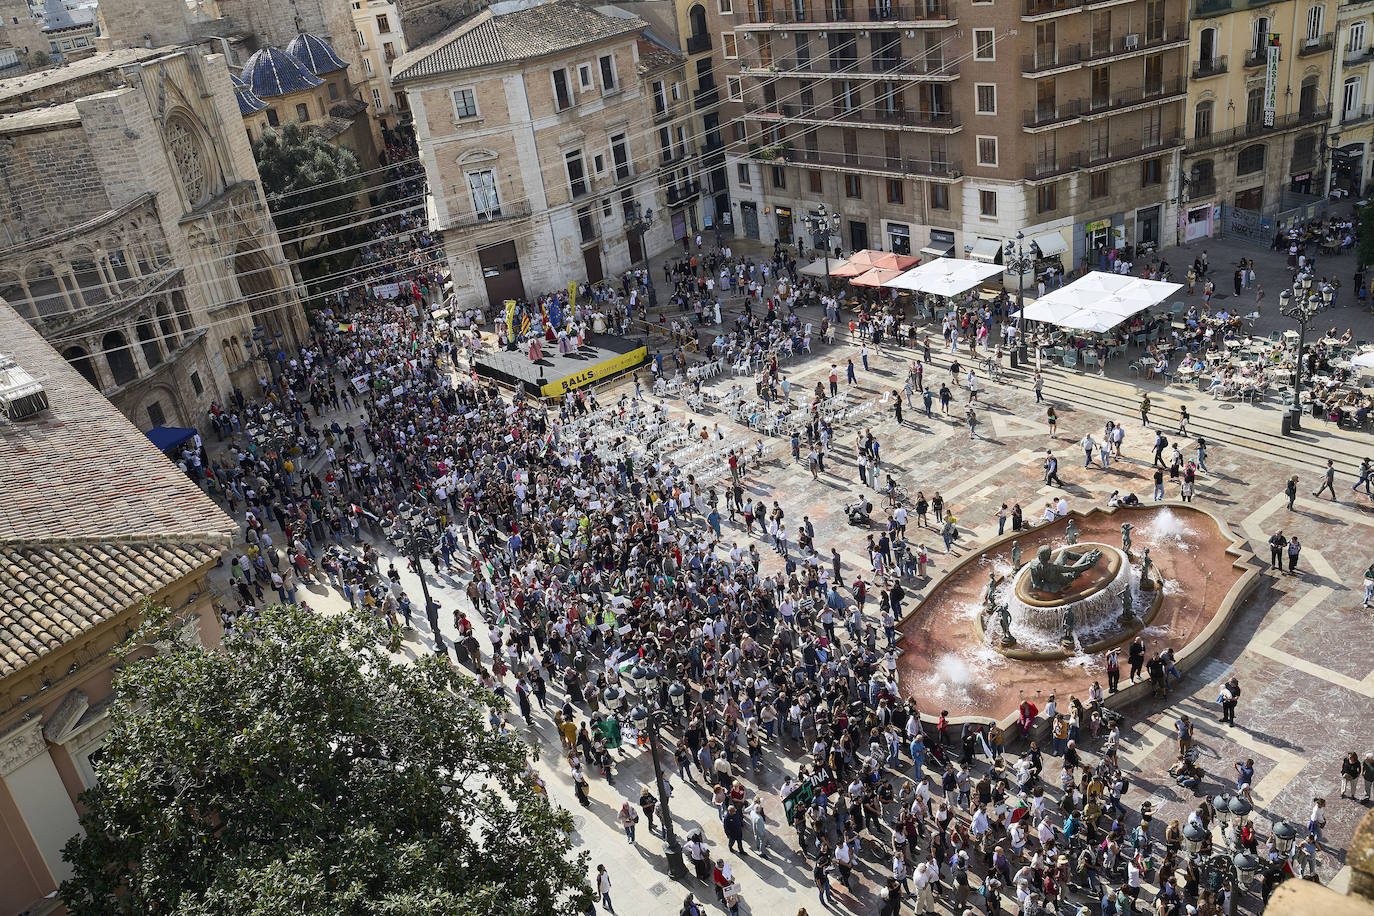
0 354 48 421
1124 33 1139 50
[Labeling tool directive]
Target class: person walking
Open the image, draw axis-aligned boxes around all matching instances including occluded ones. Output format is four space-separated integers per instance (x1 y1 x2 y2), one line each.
749 800 769 854
1313 459 1337 499
1285 475 1299 510
1152 431 1168 468
1196 437 1210 474
1034 371 1044 403
724 804 746 855
1362 752 1374 800
596 864 615 914
1081 432 1097 468
1127 636 1146 682
1364 562 1374 608
967 406 979 439
1140 395 1151 426
1354 457 1373 495
893 390 904 426
1047 406 1058 437
1045 452 1062 487
1219 676 1240 726
1178 405 1190 437
618 801 639 843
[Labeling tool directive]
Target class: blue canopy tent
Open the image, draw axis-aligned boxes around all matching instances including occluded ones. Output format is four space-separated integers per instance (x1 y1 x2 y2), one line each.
145 426 196 453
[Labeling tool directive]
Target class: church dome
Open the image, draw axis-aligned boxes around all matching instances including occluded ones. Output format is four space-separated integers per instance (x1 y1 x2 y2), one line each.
241 46 324 99
286 32 349 75
230 73 269 115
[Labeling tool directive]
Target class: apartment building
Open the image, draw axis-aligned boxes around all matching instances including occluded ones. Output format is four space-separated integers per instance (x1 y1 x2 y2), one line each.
393 0 677 306
355 0 412 140
725 0 1190 267
1329 0 1374 197
1181 0 1335 240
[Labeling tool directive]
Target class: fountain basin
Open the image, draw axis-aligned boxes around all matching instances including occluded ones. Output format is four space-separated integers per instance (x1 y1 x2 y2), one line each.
895 505 1255 724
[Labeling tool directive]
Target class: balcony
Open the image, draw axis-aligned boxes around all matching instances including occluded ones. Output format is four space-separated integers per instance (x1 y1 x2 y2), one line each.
1185 105 1332 154
1083 130 1183 167
1297 32 1334 56
1188 176 1216 198
741 0 952 25
694 84 719 109
1192 0 1274 18
1023 0 1084 18
653 102 676 123
1191 55 1228 79
666 180 702 206
1024 153 1083 179
1022 29 1186 73
1082 77 1186 117
1023 99 1083 128
1342 103 1374 125
778 146 962 178
1243 47 1268 68
448 203 533 230
742 56 957 78
1345 44 1374 66
659 144 696 166
757 101 961 131
686 32 712 54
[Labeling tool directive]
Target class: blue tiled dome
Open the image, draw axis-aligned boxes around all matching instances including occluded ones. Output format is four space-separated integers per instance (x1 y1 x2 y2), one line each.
241 47 324 99
230 73 269 115
286 32 349 75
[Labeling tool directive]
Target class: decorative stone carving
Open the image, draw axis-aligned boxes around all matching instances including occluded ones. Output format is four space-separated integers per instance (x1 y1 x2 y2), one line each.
0 719 48 777
42 689 90 745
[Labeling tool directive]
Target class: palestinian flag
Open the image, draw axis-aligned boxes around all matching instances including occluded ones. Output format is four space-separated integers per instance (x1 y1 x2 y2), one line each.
1004 793 1029 823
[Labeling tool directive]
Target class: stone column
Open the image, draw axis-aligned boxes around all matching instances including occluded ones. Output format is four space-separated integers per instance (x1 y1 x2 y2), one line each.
0 719 81 886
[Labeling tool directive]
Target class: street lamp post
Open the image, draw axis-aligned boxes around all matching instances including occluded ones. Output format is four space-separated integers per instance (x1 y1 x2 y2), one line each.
1279 291 1323 430
800 203 842 281
1003 232 1034 366
627 202 656 308
623 664 688 879
382 502 445 653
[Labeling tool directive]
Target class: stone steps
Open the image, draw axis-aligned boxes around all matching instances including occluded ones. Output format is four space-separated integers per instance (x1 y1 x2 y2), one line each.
1012 360 1369 477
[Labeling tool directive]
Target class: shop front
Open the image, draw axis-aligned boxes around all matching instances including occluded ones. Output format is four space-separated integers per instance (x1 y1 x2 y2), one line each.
886 221 911 256
1183 203 1216 243
1331 144 1364 198
1080 215 1124 270
775 206 794 244
920 228 955 260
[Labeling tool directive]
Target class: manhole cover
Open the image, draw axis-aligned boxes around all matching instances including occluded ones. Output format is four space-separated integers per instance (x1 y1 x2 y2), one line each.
1218 404 1236 410
649 883 669 897
570 816 587 831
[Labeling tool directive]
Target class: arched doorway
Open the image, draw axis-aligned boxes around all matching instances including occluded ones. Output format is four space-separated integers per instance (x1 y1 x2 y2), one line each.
235 243 287 344
136 316 164 369
62 346 100 388
104 331 136 385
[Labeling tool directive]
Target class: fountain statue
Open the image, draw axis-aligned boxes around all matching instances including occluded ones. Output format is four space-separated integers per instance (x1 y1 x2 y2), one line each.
1121 522 1135 556
1027 544 1105 594
1139 548 1157 591
1011 541 1023 571
996 602 1015 646
1060 605 1076 647
1065 519 1080 546
1120 586 1136 622
983 569 998 613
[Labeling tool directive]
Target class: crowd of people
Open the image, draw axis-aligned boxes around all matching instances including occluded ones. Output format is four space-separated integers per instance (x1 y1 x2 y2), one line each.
164 185 1370 916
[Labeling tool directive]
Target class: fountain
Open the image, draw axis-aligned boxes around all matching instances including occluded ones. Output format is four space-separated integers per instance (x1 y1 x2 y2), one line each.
896 506 1256 722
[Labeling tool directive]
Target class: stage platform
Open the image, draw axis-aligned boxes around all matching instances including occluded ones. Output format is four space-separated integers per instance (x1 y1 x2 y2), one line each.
474 334 646 398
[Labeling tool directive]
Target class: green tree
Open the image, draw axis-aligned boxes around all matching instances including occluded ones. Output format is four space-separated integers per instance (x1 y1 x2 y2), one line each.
61 604 590 916
1358 201 1374 271
252 124 364 277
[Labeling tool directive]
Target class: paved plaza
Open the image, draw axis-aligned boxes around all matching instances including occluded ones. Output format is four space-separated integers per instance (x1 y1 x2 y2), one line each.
205 225 1374 916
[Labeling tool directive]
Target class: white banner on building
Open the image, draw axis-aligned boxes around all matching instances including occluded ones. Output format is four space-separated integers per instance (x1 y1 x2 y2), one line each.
1263 40 1280 127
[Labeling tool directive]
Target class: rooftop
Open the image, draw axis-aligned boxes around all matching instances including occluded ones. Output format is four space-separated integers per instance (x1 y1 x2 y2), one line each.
0 47 161 108
0 300 235 679
392 0 644 83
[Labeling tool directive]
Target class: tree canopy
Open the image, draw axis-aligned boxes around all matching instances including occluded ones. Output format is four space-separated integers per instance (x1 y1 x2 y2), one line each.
252 123 364 275
61 604 590 916
1358 201 1374 271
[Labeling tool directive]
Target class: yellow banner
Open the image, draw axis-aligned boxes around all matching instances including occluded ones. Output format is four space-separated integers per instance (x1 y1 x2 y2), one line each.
504 299 517 336
539 346 647 398
569 280 578 311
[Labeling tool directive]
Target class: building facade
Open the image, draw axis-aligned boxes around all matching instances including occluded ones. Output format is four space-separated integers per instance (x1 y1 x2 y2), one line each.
726 0 1190 269
393 0 678 306
1328 0 1374 197
353 0 413 139
0 298 236 916
0 47 307 431
1180 0 1335 241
